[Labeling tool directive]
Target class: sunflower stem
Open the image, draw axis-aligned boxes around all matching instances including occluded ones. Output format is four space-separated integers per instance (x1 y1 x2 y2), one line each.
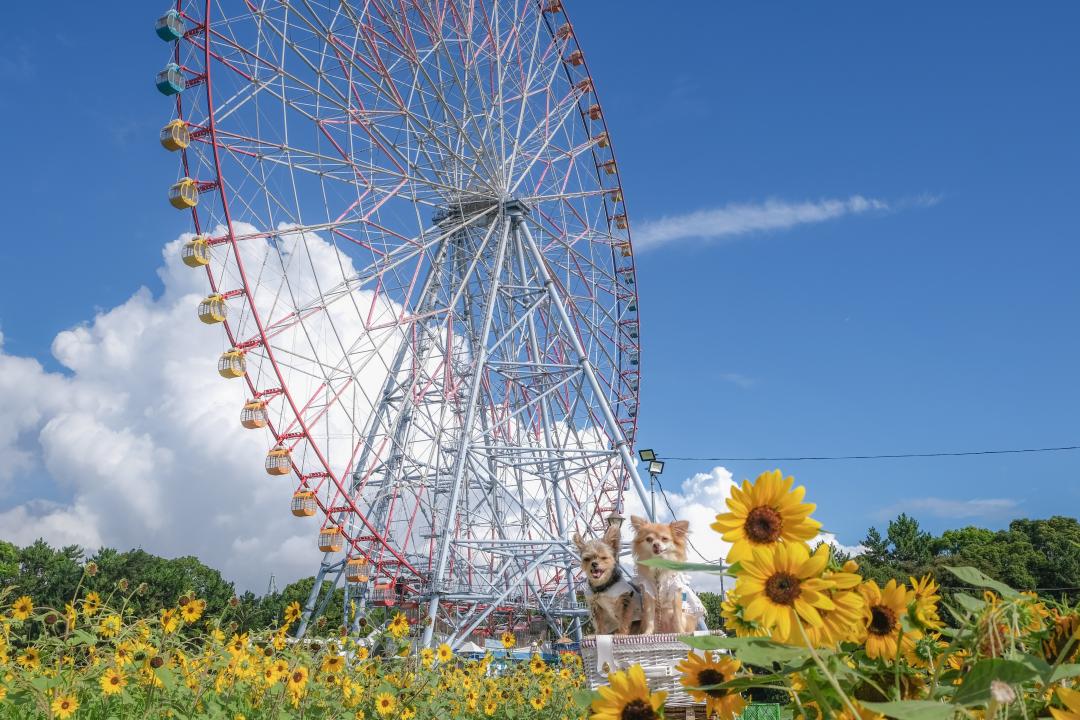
796 616 861 719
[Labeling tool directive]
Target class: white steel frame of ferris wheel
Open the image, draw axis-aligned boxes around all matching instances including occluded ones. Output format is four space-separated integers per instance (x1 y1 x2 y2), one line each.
293 202 653 646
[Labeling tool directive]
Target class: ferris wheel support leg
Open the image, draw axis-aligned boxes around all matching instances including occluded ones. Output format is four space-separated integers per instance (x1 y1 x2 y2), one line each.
511 218 580 634
296 554 339 638
422 217 514 647
516 219 654 521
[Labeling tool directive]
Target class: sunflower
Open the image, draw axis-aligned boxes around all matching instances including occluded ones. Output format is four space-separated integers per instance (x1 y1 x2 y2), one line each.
84 591 102 616
388 612 410 639
100 667 127 695
1044 611 1080 664
356 645 370 661
436 643 453 663
18 648 41 670
733 542 836 643
288 665 309 694
859 579 920 662
501 631 516 649
322 655 345 674
711 469 821 563
530 694 547 710
64 602 77 630
284 601 302 625
375 692 397 716
401 708 416 720
720 591 769 638
99 614 122 639
484 699 498 716
676 651 747 720
51 694 79 719
11 595 33 621
228 633 249 656
530 653 547 675
181 598 205 624
160 608 180 634
907 575 943 633
1050 687 1080 720
591 664 667 720
805 562 865 647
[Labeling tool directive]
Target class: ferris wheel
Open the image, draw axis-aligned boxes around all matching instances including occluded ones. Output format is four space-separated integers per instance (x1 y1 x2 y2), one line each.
155 0 650 645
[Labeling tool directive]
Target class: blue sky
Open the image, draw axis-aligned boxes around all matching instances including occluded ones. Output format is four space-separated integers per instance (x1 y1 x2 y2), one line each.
1 2 1078 580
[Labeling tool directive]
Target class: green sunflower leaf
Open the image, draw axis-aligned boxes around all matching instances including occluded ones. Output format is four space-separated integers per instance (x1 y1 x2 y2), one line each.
1049 663 1080 683
860 700 960 720
943 566 1019 599
572 688 599 710
678 635 814 666
952 658 1038 705
639 557 728 573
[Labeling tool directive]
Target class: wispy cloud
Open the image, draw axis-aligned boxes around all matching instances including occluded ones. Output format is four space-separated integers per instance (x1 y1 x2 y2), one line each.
720 372 757 389
876 497 1019 521
634 194 938 251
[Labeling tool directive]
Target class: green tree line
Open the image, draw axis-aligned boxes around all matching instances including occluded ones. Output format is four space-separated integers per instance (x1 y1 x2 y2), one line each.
0 540 354 636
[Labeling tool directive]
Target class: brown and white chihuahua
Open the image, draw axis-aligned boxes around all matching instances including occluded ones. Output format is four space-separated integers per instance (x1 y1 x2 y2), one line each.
629 515 697 634
572 521 641 635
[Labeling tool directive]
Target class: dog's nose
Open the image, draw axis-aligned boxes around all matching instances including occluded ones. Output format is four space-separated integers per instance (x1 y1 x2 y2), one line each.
653 543 661 553
591 562 598 569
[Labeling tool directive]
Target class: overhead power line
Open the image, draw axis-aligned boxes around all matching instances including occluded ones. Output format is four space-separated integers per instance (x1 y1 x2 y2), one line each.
665 444 1080 463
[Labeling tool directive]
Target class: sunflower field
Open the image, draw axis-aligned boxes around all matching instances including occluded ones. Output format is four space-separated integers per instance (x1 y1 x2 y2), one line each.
4 470 1080 720
0 573 590 719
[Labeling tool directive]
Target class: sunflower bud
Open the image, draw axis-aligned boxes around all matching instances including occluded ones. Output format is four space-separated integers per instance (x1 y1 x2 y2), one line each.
85 562 99 576
229 596 239 608
316 617 327 629
150 656 164 669
179 595 190 606
44 613 58 625
137 582 149 596
117 578 130 591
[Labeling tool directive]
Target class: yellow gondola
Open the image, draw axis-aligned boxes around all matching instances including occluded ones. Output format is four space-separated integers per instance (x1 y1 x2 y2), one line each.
345 557 369 583
600 159 617 175
169 177 199 209
197 294 227 324
291 491 317 517
265 445 292 476
594 131 609 148
613 214 628 230
566 49 584 66
217 349 245 379
240 399 268 429
616 242 632 257
181 236 210 267
318 526 343 553
588 104 602 121
160 120 190 151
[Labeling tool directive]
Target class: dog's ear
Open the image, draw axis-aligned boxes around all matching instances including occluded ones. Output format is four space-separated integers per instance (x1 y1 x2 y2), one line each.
629 515 648 533
670 520 690 538
602 523 622 554
571 532 587 552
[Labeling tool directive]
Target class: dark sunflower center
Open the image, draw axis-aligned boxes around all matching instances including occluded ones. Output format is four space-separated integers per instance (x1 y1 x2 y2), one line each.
869 605 898 636
698 668 729 698
292 671 304 683
620 699 658 720
110 676 120 685
765 572 801 605
745 506 783 543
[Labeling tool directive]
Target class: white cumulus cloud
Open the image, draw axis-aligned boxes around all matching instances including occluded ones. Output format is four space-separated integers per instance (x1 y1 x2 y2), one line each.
0 233 367 591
